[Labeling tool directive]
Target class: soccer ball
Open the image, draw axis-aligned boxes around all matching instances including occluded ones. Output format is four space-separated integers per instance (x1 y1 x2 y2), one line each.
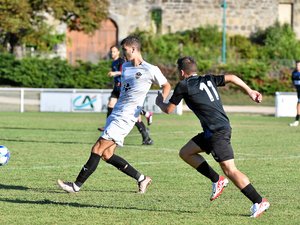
0 145 10 166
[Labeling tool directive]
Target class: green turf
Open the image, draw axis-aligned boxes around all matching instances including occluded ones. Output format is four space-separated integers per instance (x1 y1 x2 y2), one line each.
0 112 299 225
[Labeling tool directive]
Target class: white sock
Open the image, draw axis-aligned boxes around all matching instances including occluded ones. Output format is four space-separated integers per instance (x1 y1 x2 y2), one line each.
73 183 81 191
138 175 145 182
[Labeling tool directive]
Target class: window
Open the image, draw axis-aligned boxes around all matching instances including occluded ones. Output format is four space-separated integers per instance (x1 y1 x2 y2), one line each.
278 3 293 27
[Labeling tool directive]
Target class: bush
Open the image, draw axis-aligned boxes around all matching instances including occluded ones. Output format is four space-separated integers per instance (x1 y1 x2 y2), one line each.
0 54 112 89
1 22 300 95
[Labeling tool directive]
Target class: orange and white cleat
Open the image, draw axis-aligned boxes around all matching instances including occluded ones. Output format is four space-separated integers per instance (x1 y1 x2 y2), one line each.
210 175 229 201
250 198 270 218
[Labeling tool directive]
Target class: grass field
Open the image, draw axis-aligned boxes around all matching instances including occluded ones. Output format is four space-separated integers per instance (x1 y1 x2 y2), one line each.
0 112 299 225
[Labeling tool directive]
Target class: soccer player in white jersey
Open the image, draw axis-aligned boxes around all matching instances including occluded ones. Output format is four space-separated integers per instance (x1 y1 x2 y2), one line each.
57 35 171 194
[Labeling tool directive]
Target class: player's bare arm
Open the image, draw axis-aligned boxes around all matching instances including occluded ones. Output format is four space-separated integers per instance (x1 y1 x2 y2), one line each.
161 82 171 100
224 74 262 103
108 71 121 77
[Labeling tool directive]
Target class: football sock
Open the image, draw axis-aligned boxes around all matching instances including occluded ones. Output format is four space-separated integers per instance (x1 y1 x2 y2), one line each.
135 121 150 141
196 161 219 183
135 120 146 132
138 174 145 182
106 154 141 180
140 109 146 116
296 114 300 121
75 152 101 187
107 107 113 118
241 183 263 204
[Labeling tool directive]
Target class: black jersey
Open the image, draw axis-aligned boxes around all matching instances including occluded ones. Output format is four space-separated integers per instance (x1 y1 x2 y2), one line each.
111 57 125 92
169 74 230 132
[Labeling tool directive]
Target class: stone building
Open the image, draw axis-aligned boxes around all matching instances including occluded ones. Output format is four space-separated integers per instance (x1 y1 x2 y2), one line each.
66 0 300 64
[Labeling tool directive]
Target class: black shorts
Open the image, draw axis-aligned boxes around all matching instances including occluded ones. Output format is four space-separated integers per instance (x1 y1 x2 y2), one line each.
192 128 234 162
110 89 120 99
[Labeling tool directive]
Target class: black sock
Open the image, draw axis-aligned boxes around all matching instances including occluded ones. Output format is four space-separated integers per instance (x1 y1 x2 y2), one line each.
106 154 141 180
135 121 146 132
75 152 101 187
196 161 219 183
140 109 146 116
107 107 113 118
296 114 300 121
241 183 263 204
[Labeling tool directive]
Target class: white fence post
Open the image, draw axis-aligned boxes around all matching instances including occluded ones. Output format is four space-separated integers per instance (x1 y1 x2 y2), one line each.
20 88 24 113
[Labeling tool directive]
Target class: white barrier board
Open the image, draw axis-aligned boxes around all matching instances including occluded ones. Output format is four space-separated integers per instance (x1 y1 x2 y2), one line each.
275 92 297 117
40 90 182 114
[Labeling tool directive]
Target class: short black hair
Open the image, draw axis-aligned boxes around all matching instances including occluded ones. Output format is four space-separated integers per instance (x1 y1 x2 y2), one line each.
177 56 197 74
120 35 141 51
296 60 300 64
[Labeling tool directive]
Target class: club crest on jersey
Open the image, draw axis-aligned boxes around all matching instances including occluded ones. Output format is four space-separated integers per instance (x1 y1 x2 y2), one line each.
135 72 142 79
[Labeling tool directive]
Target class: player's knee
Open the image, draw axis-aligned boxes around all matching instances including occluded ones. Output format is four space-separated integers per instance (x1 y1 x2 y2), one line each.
220 163 237 177
101 151 112 161
179 148 188 160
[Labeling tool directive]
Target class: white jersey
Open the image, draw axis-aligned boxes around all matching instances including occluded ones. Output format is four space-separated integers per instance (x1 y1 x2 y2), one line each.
112 60 167 122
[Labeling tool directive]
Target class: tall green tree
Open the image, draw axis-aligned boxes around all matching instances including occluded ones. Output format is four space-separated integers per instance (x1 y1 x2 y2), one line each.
0 0 109 56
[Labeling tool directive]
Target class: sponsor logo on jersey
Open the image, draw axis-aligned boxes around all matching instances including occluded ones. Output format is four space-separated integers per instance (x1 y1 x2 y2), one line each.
135 72 142 79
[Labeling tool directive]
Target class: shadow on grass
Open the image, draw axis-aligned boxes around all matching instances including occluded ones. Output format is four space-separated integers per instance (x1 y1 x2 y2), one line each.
0 138 93 145
0 126 89 132
0 197 198 214
0 184 29 190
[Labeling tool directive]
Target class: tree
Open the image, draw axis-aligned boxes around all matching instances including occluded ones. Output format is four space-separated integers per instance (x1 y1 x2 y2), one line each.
0 0 109 56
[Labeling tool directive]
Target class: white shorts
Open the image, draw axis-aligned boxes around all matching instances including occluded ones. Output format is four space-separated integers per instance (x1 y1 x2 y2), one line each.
101 114 136 147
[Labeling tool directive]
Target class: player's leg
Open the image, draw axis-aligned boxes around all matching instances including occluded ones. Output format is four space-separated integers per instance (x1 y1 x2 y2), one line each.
57 138 115 193
140 109 153 126
219 159 270 217
135 115 153 145
179 137 228 201
290 89 300 126
107 96 118 118
102 147 151 193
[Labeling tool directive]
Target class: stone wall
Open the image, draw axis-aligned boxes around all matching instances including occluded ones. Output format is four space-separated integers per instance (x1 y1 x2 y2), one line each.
109 0 300 41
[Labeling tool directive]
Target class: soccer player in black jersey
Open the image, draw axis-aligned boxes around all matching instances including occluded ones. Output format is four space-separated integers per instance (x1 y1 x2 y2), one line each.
289 60 300 126
156 56 270 218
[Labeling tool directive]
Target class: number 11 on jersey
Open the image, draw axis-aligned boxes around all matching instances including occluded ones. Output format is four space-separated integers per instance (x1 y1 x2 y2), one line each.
199 81 219 102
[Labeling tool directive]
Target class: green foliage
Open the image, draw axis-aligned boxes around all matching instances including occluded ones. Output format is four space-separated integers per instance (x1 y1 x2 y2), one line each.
229 35 259 59
251 22 300 60
1 22 300 95
135 25 222 64
0 53 111 88
0 0 109 54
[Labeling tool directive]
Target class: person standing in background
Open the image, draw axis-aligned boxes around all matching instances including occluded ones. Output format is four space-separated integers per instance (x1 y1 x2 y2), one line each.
289 60 300 126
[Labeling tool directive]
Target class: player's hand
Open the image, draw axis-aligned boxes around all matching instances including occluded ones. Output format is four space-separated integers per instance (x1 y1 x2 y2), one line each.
156 91 164 106
249 90 262 103
108 71 114 77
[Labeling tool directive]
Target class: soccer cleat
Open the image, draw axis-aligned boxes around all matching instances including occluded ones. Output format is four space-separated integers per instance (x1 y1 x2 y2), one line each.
138 176 152 194
210 176 229 201
142 138 154 145
57 179 79 193
142 128 153 145
289 121 299 127
145 111 153 126
250 198 270 218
